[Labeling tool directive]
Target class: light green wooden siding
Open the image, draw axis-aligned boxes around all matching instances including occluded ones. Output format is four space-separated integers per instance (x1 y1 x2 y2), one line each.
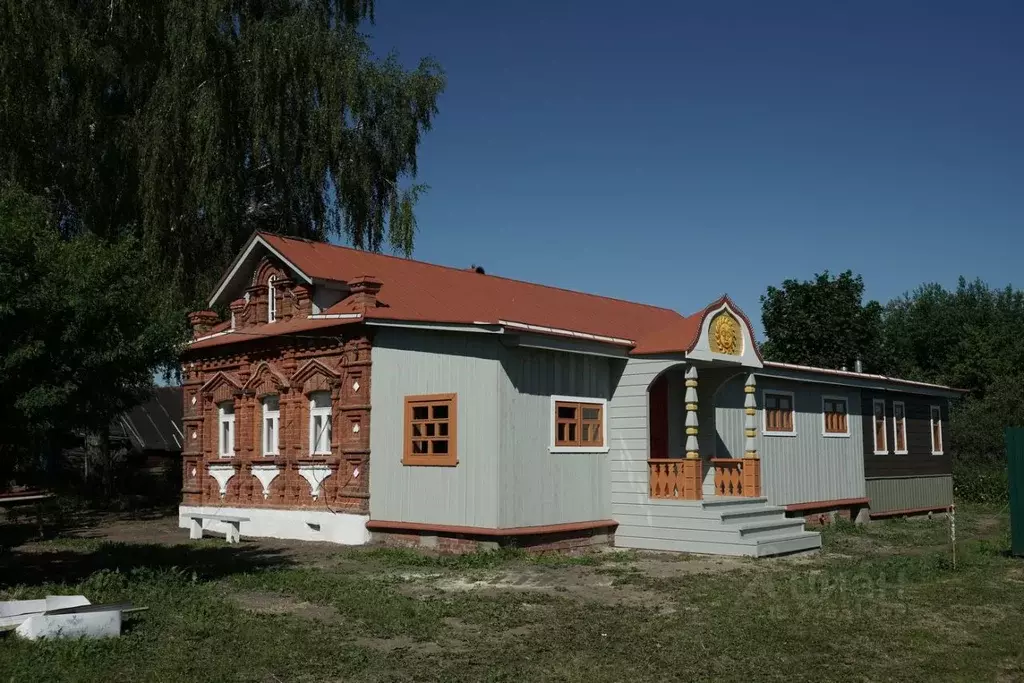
369 329 501 527
608 358 684 547
715 376 866 507
496 346 615 528
866 475 952 513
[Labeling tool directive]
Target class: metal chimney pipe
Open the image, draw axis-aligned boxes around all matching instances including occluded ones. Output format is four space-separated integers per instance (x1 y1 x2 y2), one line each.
855 358 863 373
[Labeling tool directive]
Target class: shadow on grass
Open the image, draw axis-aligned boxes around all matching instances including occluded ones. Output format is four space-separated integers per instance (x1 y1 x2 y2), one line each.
1 501 179 549
0 540 295 588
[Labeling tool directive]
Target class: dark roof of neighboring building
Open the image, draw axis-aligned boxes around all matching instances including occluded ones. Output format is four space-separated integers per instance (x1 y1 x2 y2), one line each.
112 387 183 453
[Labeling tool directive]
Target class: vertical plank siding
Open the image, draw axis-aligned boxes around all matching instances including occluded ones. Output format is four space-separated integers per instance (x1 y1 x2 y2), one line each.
369 329 501 527
497 346 615 527
860 392 951 477
716 376 866 507
608 358 686 546
865 475 953 514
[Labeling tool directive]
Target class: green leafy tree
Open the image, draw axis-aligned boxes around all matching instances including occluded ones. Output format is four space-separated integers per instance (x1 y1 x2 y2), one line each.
760 271 884 371
0 0 444 308
0 184 181 485
882 278 1024 458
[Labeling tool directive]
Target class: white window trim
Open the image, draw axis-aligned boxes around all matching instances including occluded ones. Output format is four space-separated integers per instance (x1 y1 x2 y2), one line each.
762 389 797 437
309 392 332 455
930 405 944 455
218 402 235 458
262 396 280 456
892 400 908 455
549 395 609 453
872 398 888 454
267 275 277 323
821 395 851 438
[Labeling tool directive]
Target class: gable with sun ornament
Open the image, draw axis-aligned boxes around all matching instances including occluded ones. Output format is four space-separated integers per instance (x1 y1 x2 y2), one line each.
708 310 742 356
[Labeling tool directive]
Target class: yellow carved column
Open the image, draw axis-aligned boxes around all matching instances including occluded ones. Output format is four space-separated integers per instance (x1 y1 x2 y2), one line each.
742 373 762 497
681 366 703 500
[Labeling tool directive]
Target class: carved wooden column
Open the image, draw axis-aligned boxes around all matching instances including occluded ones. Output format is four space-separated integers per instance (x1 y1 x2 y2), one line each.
742 373 762 497
681 365 703 500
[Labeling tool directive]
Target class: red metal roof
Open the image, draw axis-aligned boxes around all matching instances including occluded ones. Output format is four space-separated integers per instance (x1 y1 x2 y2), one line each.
261 233 702 351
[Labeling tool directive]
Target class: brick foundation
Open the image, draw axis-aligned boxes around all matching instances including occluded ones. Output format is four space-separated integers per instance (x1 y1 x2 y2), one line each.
369 522 616 555
784 497 869 527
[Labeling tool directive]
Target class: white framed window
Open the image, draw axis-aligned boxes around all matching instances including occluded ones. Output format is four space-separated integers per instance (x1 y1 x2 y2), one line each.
262 395 280 456
892 401 908 454
821 395 850 437
549 395 609 453
218 401 235 457
930 405 943 455
762 390 796 436
267 275 277 323
872 398 888 454
309 391 332 455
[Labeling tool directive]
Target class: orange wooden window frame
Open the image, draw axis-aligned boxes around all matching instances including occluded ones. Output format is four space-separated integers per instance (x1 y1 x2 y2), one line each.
764 392 794 433
554 401 604 448
823 398 848 434
403 393 458 466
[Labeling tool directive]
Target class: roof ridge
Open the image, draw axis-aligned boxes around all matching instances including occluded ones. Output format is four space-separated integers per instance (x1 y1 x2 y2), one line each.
258 232 686 318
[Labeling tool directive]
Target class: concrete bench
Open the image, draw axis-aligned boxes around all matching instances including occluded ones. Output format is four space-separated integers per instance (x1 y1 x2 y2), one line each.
187 514 250 544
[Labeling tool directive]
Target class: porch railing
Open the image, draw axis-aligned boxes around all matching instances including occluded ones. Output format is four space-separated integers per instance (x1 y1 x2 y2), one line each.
648 459 702 500
711 458 762 498
711 459 743 496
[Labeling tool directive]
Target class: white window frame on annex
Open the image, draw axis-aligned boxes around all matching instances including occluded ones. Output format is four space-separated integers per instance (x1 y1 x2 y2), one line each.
309 391 332 455
262 395 280 456
892 400 909 455
549 395 609 454
820 394 851 438
872 398 888 454
930 404 944 455
218 401 235 458
762 389 797 437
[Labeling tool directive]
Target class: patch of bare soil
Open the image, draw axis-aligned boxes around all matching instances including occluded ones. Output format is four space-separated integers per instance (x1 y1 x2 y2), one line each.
231 590 339 622
623 554 747 578
393 559 738 614
355 635 473 655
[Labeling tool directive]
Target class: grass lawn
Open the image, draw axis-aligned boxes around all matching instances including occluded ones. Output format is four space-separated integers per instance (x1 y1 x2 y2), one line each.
1 505 1023 682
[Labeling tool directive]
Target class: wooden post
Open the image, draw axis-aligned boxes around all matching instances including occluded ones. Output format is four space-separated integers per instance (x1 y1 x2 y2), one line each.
741 374 762 497
682 366 703 500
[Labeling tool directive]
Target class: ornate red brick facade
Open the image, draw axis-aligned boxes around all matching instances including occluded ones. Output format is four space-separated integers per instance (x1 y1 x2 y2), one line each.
181 256 373 514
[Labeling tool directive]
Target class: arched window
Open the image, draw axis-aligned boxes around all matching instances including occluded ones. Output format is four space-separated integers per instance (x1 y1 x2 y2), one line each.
267 276 277 323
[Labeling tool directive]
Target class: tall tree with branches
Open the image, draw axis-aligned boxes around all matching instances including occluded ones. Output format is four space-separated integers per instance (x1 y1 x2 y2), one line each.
0 0 445 308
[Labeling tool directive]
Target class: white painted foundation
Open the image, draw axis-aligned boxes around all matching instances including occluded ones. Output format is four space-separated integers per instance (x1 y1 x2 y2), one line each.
178 506 370 545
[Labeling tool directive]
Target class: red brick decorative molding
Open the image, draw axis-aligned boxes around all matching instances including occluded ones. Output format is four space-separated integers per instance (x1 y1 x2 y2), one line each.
180 314 373 513
244 361 290 397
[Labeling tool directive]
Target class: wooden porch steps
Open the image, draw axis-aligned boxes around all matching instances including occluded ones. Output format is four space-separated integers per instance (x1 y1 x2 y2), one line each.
613 496 822 557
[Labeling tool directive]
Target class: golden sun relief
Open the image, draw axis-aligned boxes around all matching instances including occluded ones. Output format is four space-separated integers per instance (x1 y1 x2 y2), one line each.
708 310 742 356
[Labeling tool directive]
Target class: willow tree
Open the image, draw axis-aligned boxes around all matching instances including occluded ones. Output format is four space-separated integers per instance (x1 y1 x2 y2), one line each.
0 0 444 307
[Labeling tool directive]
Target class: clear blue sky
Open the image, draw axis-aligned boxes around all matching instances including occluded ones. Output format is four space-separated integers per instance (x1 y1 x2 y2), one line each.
367 0 1023 335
